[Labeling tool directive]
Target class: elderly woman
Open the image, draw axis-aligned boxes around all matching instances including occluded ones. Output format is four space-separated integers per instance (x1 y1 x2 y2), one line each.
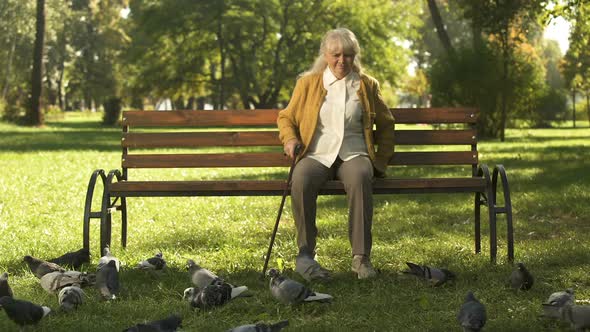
277 28 395 280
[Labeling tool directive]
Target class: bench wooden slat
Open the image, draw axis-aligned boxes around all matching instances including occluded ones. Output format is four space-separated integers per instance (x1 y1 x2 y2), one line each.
109 177 486 196
122 129 477 148
391 108 478 124
122 131 281 148
390 151 477 165
123 110 280 127
122 151 477 168
122 108 478 128
395 129 477 145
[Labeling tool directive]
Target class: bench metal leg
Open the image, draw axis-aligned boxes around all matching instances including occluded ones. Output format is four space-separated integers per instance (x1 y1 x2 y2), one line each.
98 170 125 252
493 165 514 262
83 169 106 252
474 192 481 254
121 197 128 248
488 190 497 263
100 185 112 252
477 164 496 262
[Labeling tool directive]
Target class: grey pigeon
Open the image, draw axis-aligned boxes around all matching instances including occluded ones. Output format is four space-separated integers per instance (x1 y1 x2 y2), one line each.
0 296 51 328
227 320 289 332
137 252 166 270
268 268 333 305
542 288 575 319
49 248 91 270
560 304 590 331
96 260 119 300
58 285 85 311
97 246 121 272
457 291 486 332
0 272 13 298
23 255 65 278
187 259 219 289
123 314 182 332
40 270 96 294
403 262 456 286
510 262 534 290
183 281 248 309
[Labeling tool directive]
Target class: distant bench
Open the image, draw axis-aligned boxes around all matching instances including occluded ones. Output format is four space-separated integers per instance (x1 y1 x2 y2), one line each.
82 108 514 262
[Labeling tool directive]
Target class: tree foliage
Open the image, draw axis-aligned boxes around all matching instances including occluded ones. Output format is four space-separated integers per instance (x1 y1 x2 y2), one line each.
422 0 569 137
0 0 583 133
124 0 420 109
560 1 590 124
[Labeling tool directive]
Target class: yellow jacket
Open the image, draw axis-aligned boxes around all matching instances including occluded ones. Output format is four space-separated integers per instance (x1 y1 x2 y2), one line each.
277 71 395 174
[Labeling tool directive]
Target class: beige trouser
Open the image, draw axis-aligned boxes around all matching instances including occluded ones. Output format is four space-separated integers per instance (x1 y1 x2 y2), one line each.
290 155 374 257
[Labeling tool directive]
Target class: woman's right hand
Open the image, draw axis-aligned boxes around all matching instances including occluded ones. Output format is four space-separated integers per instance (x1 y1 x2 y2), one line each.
284 139 303 160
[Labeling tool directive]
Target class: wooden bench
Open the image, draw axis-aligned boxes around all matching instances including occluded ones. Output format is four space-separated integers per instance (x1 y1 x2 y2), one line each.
82 107 514 262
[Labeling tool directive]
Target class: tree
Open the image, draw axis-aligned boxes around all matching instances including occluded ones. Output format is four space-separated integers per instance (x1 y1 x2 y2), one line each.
461 0 546 140
427 0 455 58
28 0 45 126
560 1 590 126
125 0 420 109
66 0 128 112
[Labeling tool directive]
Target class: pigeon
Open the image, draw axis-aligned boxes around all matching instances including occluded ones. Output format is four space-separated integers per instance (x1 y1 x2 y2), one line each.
542 288 575 319
560 304 590 331
0 272 13 298
185 283 232 309
123 314 183 332
403 262 456 286
183 281 248 309
187 259 219 289
268 268 333 305
96 260 119 300
49 248 91 270
227 320 290 332
58 285 85 311
97 246 120 272
137 252 166 270
23 255 65 278
457 291 487 332
40 270 96 294
510 262 534 291
0 296 51 328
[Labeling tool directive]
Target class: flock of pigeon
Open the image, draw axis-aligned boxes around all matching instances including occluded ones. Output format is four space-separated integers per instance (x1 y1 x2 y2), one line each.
0 247 321 331
403 261 590 331
1 248 589 331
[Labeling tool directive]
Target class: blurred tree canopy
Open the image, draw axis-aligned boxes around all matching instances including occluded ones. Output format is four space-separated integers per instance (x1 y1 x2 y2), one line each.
559 0 590 126
0 0 586 136
124 0 420 110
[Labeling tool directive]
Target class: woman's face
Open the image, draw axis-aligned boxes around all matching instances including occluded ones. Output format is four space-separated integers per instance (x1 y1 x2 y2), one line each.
324 41 355 79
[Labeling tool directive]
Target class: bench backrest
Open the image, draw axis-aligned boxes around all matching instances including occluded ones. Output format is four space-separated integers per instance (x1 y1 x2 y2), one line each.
120 107 479 179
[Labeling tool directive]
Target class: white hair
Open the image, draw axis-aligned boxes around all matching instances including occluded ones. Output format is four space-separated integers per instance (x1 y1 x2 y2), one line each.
301 28 363 77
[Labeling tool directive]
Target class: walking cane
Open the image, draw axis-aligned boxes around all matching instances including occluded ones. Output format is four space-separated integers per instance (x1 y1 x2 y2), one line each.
261 144 301 278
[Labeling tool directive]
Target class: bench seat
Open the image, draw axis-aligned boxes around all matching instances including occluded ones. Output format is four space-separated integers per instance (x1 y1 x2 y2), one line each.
109 177 487 197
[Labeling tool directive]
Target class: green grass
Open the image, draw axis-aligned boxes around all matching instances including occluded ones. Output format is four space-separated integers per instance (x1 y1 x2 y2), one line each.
0 113 589 331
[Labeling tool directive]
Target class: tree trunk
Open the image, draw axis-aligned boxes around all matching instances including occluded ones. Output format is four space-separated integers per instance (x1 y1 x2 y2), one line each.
427 0 454 58
186 96 195 109
500 29 509 142
216 14 226 110
28 0 45 126
56 22 67 111
586 90 589 127
2 34 17 100
45 70 56 106
57 62 64 111
572 88 576 128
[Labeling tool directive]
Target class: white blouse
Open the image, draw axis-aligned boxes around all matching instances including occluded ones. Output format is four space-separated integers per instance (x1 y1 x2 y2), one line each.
306 67 368 167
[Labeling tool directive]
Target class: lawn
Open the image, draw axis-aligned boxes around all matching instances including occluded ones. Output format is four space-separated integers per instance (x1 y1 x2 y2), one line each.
0 112 589 331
